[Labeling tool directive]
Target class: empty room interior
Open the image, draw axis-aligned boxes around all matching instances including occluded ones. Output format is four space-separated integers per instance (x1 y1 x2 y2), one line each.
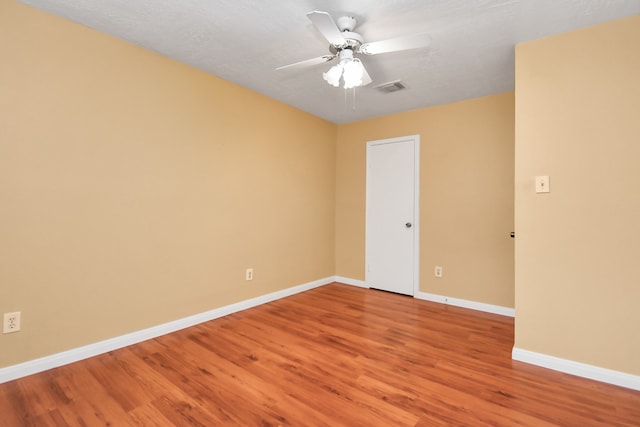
1 0 639 425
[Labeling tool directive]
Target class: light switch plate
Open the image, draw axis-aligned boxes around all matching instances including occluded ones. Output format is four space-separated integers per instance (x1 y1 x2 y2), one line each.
535 176 550 193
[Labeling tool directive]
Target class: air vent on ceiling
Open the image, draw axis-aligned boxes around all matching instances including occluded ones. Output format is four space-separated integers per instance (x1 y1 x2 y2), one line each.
375 80 407 93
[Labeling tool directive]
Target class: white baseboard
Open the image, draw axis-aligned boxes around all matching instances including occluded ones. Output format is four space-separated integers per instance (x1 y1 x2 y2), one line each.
512 347 640 391
415 291 515 317
334 276 368 288
335 277 514 318
0 276 333 384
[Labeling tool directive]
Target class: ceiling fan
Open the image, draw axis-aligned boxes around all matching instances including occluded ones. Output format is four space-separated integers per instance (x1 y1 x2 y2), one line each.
277 11 431 89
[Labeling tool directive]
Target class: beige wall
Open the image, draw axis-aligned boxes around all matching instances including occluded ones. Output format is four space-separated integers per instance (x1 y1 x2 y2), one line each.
515 15 640 375
0 0 336 367
336 93 515 308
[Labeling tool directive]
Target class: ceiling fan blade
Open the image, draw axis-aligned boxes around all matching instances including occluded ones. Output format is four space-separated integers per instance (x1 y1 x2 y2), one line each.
360 63 372 86
306 11 347 48
359 33 431 55
276 55 336 71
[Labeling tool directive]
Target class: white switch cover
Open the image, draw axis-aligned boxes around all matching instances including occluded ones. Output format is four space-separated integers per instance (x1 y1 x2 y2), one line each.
535 176 550 193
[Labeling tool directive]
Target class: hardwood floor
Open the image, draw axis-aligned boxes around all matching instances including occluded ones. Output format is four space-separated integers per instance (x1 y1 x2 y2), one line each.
1 283 639 426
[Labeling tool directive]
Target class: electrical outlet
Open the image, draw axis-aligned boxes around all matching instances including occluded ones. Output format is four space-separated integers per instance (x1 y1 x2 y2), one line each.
435 266 443 278
245 268 253 281
3 312 21 334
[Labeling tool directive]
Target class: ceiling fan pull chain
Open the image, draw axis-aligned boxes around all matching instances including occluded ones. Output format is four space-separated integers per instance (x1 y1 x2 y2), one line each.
352 87 357 110
343 86 348 112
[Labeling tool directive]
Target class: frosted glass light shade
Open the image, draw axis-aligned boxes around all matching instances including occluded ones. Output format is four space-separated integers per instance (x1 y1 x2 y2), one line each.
342 59 364 89
322 63 343 87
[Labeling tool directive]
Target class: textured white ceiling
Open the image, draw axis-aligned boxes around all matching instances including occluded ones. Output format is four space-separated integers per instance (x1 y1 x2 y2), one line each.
19 0 640 124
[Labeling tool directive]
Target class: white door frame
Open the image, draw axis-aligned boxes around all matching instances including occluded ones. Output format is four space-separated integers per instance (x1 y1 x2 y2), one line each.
365 134 420 296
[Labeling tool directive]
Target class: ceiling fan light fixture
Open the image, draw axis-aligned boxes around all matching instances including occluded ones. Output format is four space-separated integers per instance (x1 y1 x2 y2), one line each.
322 48 365 89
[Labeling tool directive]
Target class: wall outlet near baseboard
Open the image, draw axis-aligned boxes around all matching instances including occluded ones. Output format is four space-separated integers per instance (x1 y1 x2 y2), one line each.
3 312 21 334
435 266 443 278
245 268 253 281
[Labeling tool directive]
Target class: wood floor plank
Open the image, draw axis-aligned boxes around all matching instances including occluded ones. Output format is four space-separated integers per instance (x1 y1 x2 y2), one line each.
1 283 639 426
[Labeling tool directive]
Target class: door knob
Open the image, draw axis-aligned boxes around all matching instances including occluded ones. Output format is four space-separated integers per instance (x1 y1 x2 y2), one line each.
405 222 412 228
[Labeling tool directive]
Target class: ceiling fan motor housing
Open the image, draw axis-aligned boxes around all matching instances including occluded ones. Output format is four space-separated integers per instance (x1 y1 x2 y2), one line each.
330 30 363 54
326 15 363 54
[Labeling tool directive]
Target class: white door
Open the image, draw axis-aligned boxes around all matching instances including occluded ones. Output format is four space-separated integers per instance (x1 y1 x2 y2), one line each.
366 135 419 296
